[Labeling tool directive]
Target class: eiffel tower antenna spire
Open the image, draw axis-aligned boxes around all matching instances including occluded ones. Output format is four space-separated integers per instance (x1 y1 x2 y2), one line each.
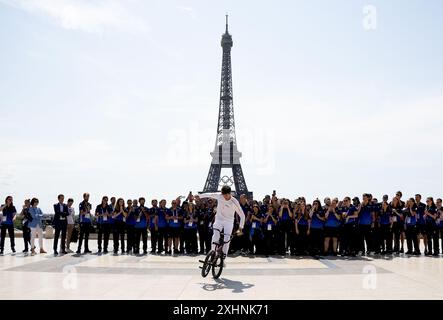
225 14 228 33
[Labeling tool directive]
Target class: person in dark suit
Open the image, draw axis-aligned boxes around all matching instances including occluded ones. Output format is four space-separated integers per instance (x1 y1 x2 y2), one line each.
53 194 69 255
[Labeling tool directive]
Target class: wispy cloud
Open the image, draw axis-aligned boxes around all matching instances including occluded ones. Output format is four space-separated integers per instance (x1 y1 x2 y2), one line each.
176 5 196 19
0 0 148 34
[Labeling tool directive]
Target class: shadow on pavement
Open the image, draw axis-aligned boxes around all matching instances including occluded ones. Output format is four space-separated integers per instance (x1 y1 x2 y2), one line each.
201 278 254 293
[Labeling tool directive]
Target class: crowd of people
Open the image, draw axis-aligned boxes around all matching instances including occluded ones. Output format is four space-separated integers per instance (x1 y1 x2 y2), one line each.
0 191 442 258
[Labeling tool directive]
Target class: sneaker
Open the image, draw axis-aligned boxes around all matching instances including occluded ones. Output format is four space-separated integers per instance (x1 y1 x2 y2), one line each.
40 249 47 254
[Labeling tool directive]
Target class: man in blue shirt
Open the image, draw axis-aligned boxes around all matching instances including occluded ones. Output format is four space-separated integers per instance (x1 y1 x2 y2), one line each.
378 195 393 254
166 199 182 254
156 200 168 254
53 194 69 255
357 193 375 255
340 197 358 256
95 196 112 254
415 194 427 254
77 193 92 254
134 197 148 255
149 200 159 254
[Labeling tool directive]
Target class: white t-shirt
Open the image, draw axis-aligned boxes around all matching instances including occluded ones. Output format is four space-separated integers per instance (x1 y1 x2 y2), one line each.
199 193 245 228
67 207 75 225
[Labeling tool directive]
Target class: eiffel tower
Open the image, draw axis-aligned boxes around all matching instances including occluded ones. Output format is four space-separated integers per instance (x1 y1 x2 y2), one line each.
201 16 252 199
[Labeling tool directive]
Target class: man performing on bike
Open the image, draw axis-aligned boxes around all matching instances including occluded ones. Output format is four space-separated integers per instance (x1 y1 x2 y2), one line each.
195 186 245 264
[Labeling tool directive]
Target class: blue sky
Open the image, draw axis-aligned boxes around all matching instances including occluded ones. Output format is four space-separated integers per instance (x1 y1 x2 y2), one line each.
1 0 442 212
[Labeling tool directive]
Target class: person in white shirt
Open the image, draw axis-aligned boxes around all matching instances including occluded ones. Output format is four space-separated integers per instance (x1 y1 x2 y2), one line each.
66 198 75 253
195 186 245 259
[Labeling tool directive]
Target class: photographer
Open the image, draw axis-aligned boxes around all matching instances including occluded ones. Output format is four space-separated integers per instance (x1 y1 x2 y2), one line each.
309 199 325 256
277 199 294 255
324 198 341 256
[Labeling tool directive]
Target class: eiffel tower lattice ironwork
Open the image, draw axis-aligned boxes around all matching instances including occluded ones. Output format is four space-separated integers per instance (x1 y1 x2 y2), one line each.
201 15 252 199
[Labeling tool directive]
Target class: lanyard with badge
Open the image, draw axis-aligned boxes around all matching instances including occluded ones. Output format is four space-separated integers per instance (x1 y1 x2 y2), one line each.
136 207 143 223
188 213 194 227
102 206 108 222
83 202 91 221
172 209 178 224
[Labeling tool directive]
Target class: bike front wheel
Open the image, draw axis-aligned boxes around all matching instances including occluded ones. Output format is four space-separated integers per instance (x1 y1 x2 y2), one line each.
211 254 224 279
201 250 215 278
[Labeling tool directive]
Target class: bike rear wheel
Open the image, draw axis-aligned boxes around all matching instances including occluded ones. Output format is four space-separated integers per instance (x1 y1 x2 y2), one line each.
201 250 215 278
211 254 224 279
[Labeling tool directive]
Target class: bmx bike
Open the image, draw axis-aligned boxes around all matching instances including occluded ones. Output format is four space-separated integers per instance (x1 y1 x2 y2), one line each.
199 227 237 279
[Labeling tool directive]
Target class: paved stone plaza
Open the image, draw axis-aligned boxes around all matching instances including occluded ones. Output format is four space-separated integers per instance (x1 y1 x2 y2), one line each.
0 239 442 299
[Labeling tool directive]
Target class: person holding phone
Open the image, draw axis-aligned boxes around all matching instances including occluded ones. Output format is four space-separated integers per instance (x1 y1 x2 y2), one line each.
277 199 294 256
0 196 17 254
324 198 342 255
309 199 325 256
